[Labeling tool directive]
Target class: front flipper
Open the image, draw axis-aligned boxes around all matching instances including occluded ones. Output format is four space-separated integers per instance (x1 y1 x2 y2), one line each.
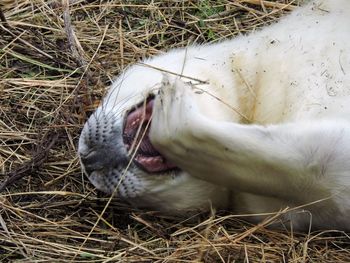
150 76 350 204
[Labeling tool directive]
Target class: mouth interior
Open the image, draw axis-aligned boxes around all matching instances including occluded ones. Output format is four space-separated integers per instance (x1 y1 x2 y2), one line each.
123 97 178 173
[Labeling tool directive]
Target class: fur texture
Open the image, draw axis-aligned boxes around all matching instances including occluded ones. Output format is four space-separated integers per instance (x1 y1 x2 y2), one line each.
79 0 350 231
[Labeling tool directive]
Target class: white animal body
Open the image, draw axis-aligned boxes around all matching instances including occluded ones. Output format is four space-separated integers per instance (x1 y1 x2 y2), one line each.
79 0 350 231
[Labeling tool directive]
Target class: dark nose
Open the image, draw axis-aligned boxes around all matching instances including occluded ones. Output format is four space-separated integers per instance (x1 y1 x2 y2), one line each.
80 146 129 175
80 149 108 175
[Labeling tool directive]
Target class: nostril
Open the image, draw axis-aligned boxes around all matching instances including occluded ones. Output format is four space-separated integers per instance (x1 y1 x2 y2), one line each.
80 150 99 164
79 151 94 171
79 151 92 165
80 154 94 175
79 149 111 175
79 155 89 167
80 157 104 176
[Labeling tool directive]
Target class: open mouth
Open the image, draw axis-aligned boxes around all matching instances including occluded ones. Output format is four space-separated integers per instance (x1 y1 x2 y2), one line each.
122 96 178 173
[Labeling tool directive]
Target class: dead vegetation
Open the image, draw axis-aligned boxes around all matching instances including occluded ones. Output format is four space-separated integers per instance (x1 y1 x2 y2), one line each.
0 0 349 262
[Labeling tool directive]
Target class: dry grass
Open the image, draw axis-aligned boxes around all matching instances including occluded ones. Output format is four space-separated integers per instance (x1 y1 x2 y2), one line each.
0 0 349 262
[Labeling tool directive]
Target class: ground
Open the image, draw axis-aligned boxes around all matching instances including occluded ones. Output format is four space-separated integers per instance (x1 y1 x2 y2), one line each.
0 0 349 262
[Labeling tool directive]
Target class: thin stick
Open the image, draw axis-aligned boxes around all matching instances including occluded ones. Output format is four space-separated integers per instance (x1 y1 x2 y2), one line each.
62 0 87 67
0 7 10 28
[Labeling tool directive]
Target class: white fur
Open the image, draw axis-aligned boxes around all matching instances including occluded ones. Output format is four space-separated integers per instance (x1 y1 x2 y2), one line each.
79 0 350 230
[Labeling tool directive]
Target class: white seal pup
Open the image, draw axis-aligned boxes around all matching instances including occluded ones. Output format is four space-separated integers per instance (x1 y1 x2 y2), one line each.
79 0 350 231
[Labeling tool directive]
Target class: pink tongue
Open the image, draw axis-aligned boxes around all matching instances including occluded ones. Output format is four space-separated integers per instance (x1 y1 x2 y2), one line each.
123 99 177 173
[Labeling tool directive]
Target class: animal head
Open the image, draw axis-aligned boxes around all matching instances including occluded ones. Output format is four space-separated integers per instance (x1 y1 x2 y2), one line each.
78 55 230 213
